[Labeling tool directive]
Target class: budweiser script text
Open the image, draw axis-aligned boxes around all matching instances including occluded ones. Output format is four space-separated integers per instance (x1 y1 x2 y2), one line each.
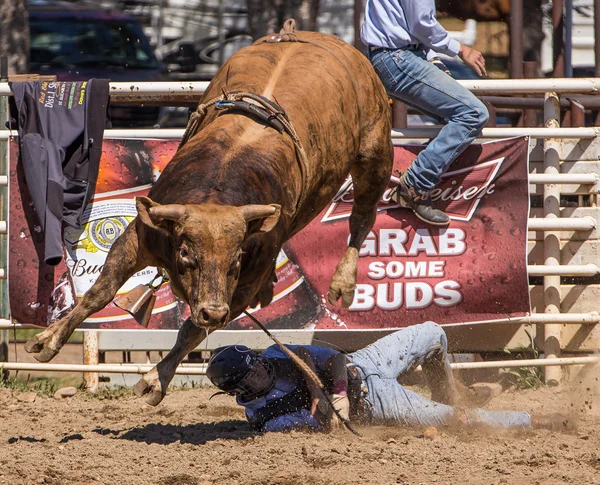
329 177 495 210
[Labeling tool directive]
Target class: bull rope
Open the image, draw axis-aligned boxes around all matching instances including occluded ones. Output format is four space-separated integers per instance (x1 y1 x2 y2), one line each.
176 18 353 215
243 310 361 437
177 91 311 211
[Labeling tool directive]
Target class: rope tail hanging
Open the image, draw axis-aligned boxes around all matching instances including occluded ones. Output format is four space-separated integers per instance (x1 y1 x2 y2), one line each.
243 310 361 437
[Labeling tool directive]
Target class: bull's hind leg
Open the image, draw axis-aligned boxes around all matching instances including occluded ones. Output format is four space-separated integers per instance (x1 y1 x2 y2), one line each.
134 318 210 405
25 223 145 362
328 134 393 307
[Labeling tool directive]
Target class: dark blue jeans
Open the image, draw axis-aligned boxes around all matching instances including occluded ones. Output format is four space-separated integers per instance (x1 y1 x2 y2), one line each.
369 47 489 193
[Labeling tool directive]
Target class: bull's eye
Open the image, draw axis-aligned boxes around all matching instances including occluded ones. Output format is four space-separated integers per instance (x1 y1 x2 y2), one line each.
179 247 188 258
228 260 241 278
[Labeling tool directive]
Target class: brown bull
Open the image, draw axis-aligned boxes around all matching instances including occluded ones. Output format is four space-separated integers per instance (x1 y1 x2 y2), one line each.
25 23 393 405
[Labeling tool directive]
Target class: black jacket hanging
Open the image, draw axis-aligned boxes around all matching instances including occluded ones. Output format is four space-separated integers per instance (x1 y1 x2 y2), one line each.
10 79 110 265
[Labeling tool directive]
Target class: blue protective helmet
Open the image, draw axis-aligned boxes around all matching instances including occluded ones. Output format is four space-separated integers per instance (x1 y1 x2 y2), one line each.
206 345 275 398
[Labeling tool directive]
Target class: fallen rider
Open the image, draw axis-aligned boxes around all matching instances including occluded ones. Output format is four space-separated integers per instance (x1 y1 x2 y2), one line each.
206 321 573 432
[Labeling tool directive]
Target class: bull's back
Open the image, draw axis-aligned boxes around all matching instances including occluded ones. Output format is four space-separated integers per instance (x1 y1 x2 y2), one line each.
189 30 390 232
203 31 386 135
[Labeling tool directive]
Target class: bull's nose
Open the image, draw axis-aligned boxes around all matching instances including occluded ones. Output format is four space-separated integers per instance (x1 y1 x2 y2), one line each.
201 305 229 326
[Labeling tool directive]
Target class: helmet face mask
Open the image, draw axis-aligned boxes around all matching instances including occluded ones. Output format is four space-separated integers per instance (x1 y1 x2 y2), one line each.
233 357 274 398
206 345 275 399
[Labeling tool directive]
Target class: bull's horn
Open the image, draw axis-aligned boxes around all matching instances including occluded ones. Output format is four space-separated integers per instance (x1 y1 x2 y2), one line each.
149 204 187 221
239 204 281 222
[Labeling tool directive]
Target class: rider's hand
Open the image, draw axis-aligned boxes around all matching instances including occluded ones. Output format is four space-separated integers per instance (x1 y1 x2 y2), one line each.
458 44 487 77
329 394 350 429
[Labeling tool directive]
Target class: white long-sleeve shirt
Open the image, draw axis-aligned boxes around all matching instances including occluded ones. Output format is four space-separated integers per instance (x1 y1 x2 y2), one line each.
361 0 460 57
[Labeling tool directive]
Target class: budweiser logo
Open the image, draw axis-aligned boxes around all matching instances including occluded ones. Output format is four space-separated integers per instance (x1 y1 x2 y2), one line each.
321 157 504 223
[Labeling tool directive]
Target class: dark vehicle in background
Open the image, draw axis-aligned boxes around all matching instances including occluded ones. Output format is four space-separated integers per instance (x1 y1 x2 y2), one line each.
27 0 169 128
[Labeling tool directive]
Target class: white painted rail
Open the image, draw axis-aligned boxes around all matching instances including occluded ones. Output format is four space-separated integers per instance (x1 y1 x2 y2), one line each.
3 217 593 235
528 217 597 231
1 356 598 374
2 78 600 97
392 127 600 140
529 173 600 184
4 127 599 141
2 312 599 331
527 264 600 276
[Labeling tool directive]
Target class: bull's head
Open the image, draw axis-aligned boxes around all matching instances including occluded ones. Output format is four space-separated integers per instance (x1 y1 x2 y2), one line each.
136 197 281 329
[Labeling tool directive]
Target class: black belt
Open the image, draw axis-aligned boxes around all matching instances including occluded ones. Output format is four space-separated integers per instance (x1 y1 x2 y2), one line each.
368 44 421 55
368 46 387 56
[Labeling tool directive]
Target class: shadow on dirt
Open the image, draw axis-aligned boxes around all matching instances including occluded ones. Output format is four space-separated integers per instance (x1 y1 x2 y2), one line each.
118 419 259 445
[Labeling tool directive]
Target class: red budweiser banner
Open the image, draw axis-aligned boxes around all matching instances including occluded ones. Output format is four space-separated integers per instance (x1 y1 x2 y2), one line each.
284 136 532 329
9 136 531 329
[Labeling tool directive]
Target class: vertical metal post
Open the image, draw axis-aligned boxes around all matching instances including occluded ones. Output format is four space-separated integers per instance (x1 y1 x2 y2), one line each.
543 92 562 385
595 0 600 125
568 99 585 127
392 101 407 129
523 61 538 127
484 102 497 127
509 0 524 78
565 0 573 77
354 0 365 51
595 0 600 77
83 331 100 392
217 0 225 66
155 0 164 52
553 0 565 77
0 60 9 374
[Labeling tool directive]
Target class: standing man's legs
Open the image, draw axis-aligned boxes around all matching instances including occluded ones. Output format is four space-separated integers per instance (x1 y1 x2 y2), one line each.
368 48 489 224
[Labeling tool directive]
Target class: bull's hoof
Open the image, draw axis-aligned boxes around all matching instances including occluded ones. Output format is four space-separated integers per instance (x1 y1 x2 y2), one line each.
327 284 355 308
133 377 165 406
34 347 60 363
24 336 43 354
24 336 60 363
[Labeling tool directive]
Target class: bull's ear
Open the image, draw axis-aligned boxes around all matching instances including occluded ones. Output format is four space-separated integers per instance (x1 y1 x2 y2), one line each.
240 204 281 234
136 196 174 236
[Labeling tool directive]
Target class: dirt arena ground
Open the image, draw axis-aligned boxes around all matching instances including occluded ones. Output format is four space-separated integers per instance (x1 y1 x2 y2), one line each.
1 368 600 485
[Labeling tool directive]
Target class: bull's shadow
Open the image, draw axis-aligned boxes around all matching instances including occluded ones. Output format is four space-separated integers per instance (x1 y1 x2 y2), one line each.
118 420 259 445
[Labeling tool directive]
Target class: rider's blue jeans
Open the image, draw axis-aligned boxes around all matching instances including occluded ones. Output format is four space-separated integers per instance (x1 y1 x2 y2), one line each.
349 322 531 429
368 47 489 193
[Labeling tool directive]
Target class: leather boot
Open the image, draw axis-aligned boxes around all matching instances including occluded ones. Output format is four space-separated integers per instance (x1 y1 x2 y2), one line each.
391 173 450 225
454 380 495 408
422 347 458 405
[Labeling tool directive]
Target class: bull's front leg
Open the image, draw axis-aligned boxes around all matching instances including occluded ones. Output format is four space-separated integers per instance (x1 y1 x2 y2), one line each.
134 318 210 406
25 223 144 362
329 141 393 307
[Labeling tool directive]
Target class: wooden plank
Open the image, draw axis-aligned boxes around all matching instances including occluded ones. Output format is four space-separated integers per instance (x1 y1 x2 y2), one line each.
528 138 545 162
8 74 57 82
560 137 600 161
529 285 600 313
445 323 536 353
559 285 600 351
562 323 600 352
529 137 600 162
528 240 600 265
561 285 600 314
